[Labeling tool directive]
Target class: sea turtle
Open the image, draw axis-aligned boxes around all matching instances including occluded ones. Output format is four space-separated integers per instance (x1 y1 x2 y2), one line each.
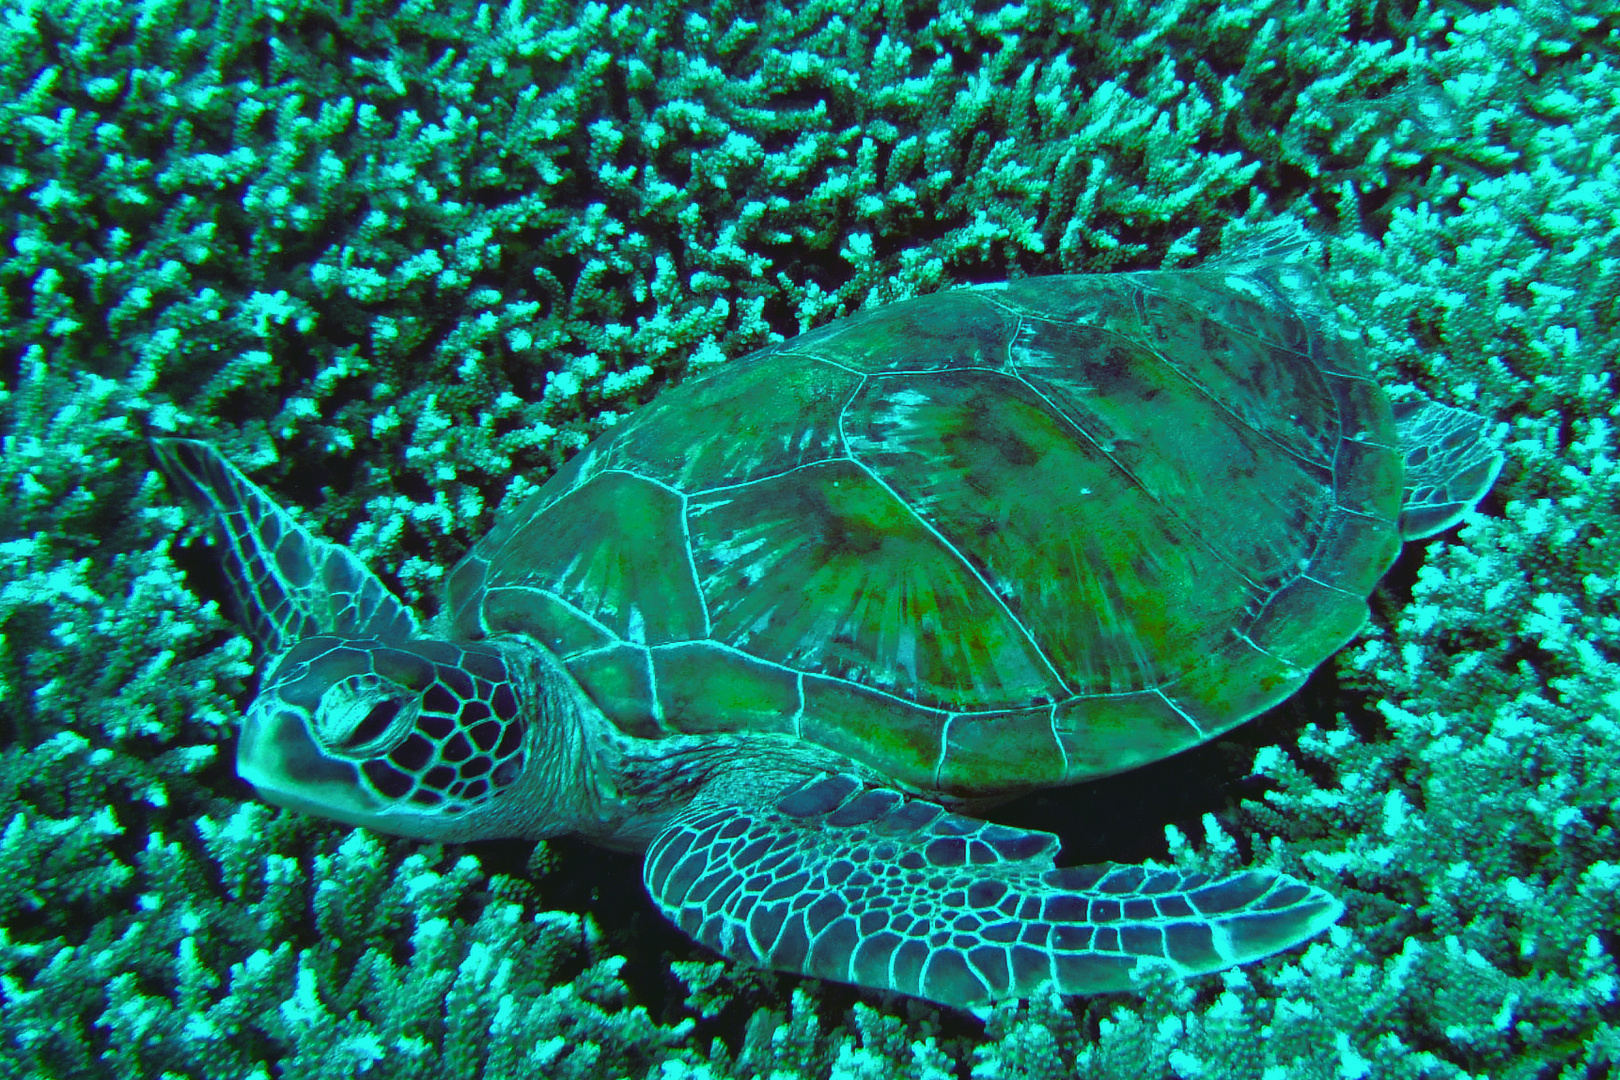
154 260 1501 1009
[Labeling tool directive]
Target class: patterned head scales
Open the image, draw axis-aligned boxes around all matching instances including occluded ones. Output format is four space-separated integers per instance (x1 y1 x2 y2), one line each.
242 636 527 837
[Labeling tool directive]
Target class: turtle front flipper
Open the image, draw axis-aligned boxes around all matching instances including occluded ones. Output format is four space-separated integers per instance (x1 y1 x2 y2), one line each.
152 438 418 651
1392 399 1505 540
643 774 1342 1008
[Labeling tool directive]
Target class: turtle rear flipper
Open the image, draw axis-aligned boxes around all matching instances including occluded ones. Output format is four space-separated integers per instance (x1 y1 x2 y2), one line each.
1392 399 1505 540
152 438 418 651
643 774 1342 1008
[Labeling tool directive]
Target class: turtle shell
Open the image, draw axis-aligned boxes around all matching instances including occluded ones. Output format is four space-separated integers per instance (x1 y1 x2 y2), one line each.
445 270 1402 797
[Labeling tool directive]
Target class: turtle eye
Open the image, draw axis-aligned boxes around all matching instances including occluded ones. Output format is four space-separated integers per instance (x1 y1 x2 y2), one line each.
347 699 403 747
312 672 417 754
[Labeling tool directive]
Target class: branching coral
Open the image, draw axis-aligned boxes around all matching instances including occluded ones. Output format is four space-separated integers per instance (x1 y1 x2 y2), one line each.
1 0 1617 1075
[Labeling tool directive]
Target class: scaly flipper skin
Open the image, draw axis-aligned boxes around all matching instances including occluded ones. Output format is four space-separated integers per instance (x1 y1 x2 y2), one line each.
1391 400 1505 540
644 774 1342 1008
151 438 418 649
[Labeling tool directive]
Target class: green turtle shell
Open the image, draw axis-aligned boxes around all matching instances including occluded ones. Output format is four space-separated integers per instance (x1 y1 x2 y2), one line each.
445 270 1401 797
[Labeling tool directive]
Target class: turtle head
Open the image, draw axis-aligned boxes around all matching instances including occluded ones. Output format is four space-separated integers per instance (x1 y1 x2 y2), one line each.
147 439 597 842
242 635 531 840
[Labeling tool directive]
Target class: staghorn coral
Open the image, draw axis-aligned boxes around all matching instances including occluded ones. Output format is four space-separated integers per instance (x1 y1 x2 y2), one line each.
0 0 1617 1076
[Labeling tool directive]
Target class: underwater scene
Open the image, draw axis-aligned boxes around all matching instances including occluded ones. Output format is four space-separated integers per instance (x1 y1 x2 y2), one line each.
1 0 1616 1076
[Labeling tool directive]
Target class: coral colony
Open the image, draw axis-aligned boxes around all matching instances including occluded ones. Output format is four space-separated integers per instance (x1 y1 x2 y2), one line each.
1 0 1615 1077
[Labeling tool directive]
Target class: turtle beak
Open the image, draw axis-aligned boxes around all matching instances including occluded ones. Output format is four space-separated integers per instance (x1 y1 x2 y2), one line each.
238 699 388 824
238 695 467 841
